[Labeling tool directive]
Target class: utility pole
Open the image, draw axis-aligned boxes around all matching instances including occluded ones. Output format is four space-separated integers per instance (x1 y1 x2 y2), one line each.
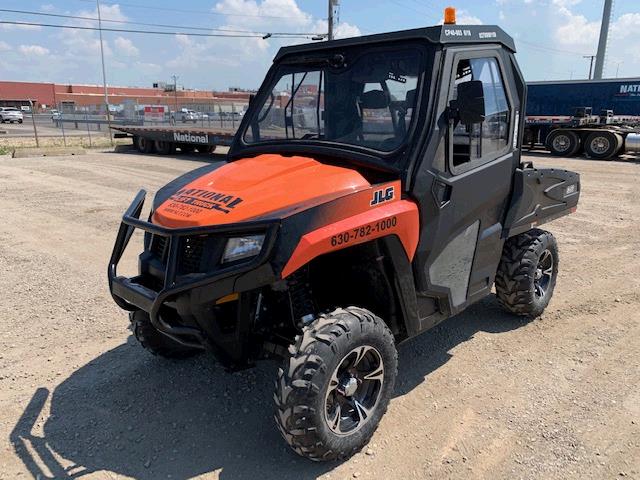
328 0 338 41
615 61 622 78
583 55 596 80
172 75 179 114
96 0 113 145
594 0 613 80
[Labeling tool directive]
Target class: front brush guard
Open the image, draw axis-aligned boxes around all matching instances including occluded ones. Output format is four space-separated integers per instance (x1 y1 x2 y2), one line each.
107 189 279 349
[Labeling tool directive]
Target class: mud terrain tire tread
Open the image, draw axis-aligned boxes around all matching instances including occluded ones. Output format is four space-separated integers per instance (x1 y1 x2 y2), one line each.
274 306 397 462
495 228 558 317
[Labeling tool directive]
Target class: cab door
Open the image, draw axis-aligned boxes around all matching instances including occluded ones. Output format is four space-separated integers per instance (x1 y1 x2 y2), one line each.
410 47 522 330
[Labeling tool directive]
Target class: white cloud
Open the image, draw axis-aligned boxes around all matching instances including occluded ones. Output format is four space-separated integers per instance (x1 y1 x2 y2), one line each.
18 44 50 56
457 10 483 25
91 4 128 22
0 41 10 52
57 5 127 60
40 4 55 11
313 19 361 39
166 0 353 88
550 1 640 76
114 37 139 57
213 0 311 29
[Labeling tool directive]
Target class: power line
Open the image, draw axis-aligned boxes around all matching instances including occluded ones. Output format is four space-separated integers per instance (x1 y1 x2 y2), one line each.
516 38 590 56
73 0 298 20
0 8 321 36
0 20 318 38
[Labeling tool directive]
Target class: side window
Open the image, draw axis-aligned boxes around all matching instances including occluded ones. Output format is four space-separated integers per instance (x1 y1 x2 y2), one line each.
450 57 510 168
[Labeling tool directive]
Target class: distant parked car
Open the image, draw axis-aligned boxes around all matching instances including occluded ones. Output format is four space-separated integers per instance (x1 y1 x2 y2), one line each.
0 107 24 124
171 108 199 123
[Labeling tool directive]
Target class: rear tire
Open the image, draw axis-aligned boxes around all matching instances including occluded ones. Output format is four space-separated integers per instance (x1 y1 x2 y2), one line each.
495 228 558 318
547 130 580 157
131 310 202 359
274 307 397 461
195 145 215 154
154 140 176 155
584 131 619 159
178 144 195 153
134 135 155 154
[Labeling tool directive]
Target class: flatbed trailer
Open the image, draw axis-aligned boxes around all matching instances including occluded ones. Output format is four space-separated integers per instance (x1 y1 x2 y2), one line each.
523 78 640 160
523 109 640 159
112 125 236 155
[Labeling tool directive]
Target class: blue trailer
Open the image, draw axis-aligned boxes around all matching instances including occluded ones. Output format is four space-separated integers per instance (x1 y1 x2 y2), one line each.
524 77 640 159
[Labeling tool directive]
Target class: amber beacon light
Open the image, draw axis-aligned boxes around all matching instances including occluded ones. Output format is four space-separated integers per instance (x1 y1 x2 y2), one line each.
444 6 456 24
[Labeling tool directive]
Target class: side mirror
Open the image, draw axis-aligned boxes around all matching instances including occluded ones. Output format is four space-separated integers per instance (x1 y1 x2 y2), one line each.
450 80 485 125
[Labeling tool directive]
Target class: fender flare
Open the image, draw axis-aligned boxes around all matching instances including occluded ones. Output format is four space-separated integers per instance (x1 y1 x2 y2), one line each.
281 200 419 278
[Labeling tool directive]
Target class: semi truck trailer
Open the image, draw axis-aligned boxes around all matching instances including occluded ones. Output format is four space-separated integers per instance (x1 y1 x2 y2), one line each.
523 77 640 159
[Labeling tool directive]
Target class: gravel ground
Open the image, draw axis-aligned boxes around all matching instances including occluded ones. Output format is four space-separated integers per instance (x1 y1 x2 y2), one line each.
0 150 638 480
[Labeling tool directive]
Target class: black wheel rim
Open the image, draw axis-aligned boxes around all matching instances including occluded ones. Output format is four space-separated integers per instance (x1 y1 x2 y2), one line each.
324 345 384 436
534 249 554 298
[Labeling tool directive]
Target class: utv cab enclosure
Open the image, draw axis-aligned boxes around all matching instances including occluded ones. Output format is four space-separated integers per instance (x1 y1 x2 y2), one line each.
108 19 580 461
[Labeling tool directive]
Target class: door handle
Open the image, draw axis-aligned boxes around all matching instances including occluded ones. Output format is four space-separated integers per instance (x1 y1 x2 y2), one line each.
432 180 452 208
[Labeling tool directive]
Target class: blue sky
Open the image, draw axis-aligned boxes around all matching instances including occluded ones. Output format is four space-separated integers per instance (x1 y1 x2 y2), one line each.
0 0 639 90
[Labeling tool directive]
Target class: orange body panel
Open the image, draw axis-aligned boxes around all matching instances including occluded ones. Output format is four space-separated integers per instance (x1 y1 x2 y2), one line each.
281 200 419 278
152 154 371 227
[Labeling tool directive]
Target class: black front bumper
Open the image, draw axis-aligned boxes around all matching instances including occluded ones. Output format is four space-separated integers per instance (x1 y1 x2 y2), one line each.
108 190 279 349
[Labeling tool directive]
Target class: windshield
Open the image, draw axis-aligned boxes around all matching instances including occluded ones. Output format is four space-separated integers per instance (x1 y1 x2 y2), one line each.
243 44 425 155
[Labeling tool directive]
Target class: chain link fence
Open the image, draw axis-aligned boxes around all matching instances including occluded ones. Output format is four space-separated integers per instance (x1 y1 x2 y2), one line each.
0 100 247 150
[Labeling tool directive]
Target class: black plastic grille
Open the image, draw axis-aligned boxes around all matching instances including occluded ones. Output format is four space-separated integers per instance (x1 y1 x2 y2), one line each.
150 234 168 261
147 233 219 277
178 235 208 274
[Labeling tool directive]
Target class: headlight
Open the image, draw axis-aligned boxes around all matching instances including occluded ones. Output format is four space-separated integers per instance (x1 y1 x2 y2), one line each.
221 235 265 263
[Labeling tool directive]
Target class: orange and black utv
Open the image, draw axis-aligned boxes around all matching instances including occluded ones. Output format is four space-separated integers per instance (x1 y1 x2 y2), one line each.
108 22 580 461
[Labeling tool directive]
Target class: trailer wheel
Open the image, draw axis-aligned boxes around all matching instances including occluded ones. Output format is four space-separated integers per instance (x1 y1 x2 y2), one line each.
584 131 620 160
495 228 558 318
274 307 397 461
546 130 580 157
134 135 155 154
195 145 215 154
154 140 176 155
178 144 195 153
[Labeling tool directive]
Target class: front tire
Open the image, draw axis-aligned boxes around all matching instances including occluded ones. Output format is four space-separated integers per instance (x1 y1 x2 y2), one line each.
495 228 559 317
274 307 397 462
131 310 202 359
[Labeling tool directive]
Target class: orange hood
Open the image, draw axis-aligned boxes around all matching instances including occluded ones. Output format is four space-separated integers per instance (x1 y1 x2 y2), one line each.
152 154 370 227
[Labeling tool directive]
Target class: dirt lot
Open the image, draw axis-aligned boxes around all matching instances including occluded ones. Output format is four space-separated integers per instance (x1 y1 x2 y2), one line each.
0 150 638 480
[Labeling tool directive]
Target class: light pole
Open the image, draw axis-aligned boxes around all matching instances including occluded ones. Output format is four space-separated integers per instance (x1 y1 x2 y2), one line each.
615 61 623 78
172 75 179 122
328 0 338 41
96 0 113 145
583 55 596 80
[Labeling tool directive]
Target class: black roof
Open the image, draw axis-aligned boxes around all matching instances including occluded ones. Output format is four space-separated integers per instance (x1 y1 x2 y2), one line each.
274 24 516 61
